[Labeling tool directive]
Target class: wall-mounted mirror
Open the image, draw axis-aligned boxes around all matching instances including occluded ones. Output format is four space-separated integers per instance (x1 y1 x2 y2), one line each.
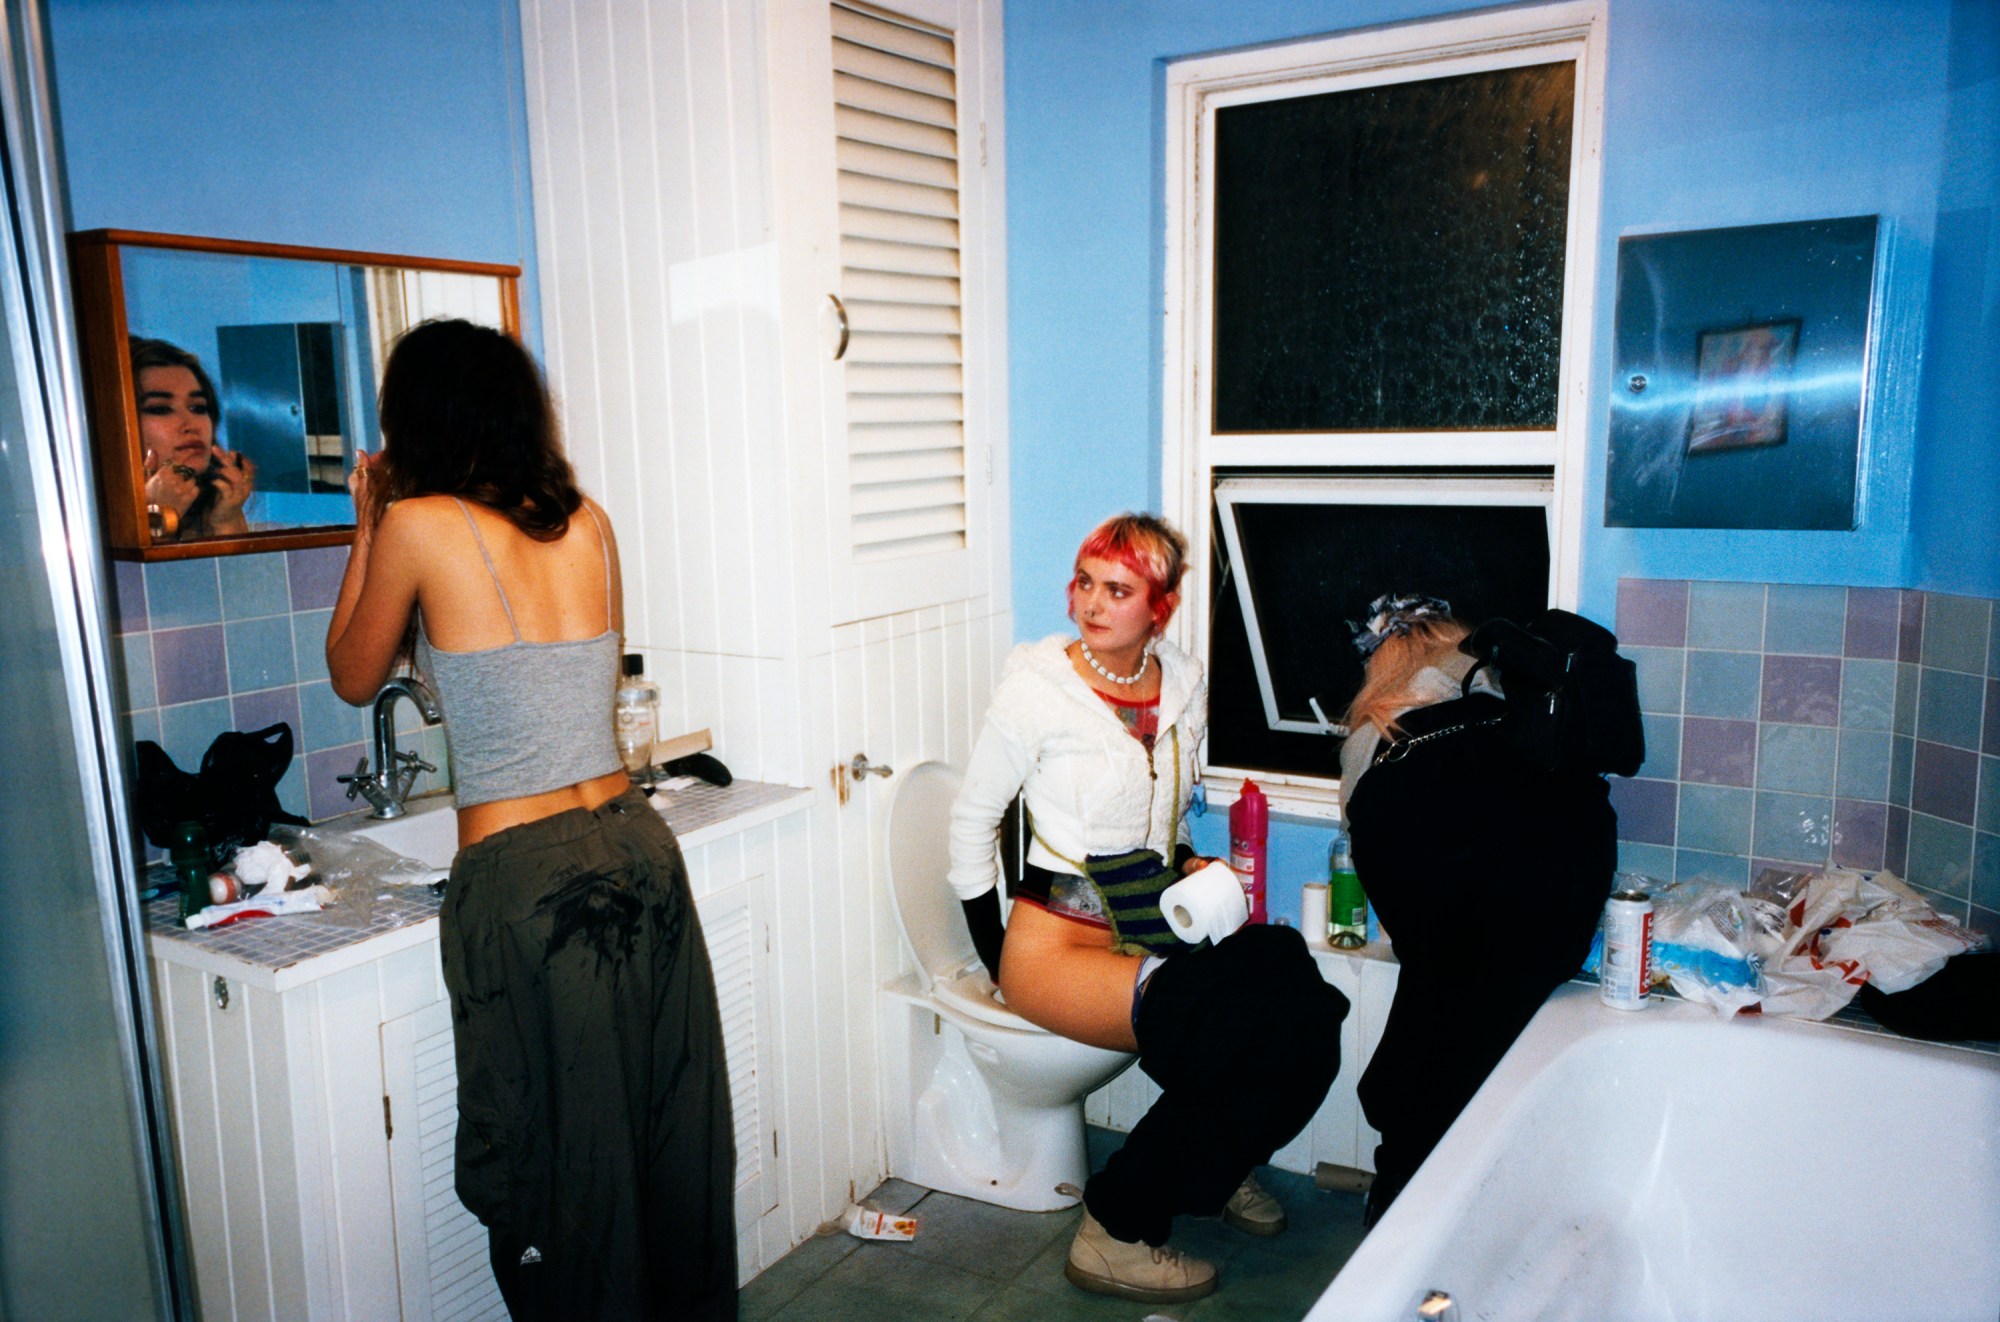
70 230 520 559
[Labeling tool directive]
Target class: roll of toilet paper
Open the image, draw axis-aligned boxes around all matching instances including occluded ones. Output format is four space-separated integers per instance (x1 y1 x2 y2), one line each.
1162 860 1250 947
1301 881 1329 950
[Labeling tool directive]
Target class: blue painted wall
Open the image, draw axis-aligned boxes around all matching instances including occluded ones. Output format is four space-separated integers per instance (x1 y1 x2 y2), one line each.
49 0 542 353
1005 0 1998 643
1006 0 1997 927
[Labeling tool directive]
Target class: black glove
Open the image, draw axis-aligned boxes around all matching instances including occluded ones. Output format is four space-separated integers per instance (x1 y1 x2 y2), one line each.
960 889 1005 982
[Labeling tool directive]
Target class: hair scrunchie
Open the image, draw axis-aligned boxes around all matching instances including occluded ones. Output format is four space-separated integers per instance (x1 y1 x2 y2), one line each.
1349 592 1453 657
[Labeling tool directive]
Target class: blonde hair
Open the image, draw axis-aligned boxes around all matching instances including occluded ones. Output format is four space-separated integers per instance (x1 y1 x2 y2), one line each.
1343 614 1471 740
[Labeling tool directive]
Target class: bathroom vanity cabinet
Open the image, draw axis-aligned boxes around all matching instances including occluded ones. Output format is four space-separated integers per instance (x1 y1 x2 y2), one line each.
146 781 811 1321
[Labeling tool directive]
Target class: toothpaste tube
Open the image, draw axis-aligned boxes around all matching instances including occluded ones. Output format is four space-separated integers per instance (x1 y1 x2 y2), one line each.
185 884 333 930
841 1204 917 1241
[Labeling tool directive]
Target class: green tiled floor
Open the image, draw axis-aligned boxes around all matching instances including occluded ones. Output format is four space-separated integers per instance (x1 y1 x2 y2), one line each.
741 1130 1368 1322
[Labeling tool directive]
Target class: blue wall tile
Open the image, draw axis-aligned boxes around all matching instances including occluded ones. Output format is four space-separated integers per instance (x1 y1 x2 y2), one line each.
1917 667 1985 749
1906 813 1974 897
224 615 298 693
1686 581 1765 650
158 698 232 770
1631 646 1685 714
1980 755 2000 837
1680 783 1754 855
298 679 367 754
1752 790 1833 864
1921 593 1993 674
1677 849 1750 885
1973 834 2000 914
291 609 333 684
1617 841 1676 882
1894 662 1922 733
142 559 221 628
219 553 293 620
1639 713 1681 780
118 632 155 712
1758 724 1837 795
1686 650 1763 719
1890 734 1916 807
1838 658 1896 730
1835 728 1892 801
1765 585 1847 656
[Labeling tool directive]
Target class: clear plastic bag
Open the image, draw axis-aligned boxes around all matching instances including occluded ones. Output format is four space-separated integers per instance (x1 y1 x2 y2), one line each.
267 825 448 930
1643 876 1766 1015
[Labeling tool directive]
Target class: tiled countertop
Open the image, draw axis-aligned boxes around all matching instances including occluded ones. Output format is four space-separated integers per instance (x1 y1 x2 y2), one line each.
146 778 812 992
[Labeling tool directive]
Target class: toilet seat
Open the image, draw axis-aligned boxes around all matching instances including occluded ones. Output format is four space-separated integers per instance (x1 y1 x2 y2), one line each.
930 963 1053 1034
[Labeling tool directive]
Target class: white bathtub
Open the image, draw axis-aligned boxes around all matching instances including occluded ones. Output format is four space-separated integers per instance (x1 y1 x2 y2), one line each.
1308 984 2000 1322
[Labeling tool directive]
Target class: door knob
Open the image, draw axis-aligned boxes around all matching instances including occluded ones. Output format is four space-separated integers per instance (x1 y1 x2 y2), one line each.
850 753 893 780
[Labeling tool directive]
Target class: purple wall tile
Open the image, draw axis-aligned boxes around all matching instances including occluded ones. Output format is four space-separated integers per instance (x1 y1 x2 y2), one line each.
1832 799 1888 871
1682 717 1758 787
1911 740 1979 825
111 560 147 634
1897 591 1926 663
1886 806 1911 874
286 546 348 611
1761 655 1842 726
232 686 303 743
1616 579 1688 647
152 625 228 706
1843 588 1900 660
307 742 368 822
1610 777 1678 845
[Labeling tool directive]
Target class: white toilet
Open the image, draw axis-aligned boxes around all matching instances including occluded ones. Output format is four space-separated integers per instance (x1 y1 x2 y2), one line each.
879 761 1135 1212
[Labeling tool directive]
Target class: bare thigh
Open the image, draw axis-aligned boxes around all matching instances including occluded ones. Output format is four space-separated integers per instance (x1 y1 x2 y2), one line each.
997 903 1142 1052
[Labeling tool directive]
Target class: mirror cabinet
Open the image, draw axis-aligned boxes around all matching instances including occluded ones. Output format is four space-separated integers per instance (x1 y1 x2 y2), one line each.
69 230 520 560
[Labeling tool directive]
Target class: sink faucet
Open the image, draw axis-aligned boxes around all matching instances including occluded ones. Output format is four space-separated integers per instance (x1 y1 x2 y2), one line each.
338 676 444 819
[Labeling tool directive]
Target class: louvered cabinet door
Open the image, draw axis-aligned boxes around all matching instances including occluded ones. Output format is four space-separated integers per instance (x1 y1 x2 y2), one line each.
768 0 1006 627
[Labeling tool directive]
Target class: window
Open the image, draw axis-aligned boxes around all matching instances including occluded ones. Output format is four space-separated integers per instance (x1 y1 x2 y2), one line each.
1163 3 1607 815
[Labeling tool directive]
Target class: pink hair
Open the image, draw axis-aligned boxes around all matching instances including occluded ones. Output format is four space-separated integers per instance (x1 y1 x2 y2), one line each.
1067 513 1189 633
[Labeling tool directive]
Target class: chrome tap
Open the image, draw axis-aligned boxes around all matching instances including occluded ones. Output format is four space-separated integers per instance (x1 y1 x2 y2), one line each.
338 676 443 819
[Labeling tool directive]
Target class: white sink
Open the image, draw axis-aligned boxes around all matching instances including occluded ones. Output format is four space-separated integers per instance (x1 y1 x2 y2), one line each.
347 797 459 870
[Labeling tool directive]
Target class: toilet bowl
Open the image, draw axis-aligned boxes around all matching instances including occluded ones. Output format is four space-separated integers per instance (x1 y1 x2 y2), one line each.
879 761 1135 1211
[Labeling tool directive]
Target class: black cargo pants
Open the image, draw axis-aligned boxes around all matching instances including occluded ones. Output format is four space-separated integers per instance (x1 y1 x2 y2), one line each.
1085 923 1348 1247
440 787 737 1320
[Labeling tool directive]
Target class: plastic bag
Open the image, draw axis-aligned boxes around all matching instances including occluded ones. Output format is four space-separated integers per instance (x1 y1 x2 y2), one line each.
264 825 445 931
1643 876 1766 1015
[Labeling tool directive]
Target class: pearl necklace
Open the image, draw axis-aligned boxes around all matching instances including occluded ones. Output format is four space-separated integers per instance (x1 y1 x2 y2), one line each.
1080 638 1149 686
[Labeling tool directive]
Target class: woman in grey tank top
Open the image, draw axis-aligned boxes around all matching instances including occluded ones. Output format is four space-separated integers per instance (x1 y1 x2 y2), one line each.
326 320 736 1320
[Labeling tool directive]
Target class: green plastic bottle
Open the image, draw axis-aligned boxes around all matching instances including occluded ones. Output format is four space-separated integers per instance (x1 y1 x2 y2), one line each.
1327 827 1368 949
170 820 210 921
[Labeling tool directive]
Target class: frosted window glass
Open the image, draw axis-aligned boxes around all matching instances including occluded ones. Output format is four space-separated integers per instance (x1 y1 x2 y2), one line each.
1212 62 1574 433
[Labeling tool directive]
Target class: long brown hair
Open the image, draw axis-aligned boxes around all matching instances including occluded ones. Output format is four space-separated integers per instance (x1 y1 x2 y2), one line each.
369 319 580 537
1343 614 1472 740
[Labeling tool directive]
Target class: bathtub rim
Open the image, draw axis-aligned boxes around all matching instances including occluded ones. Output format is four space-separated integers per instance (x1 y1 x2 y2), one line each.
1305 982 2000 1321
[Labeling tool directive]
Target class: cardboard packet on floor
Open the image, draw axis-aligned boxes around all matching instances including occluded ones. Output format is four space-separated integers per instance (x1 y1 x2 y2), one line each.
841 1204 917 1241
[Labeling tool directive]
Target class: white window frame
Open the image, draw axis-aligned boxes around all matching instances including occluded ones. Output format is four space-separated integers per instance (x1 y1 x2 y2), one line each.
1162 1 1608 819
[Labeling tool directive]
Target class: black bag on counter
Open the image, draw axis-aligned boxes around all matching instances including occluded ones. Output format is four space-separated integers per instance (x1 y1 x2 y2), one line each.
136 722 310 863
1459 609 1645 778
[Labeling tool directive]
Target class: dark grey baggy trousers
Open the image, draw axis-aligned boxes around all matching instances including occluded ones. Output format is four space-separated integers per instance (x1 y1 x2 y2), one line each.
440 788 737 1320
1086 923 1348 1247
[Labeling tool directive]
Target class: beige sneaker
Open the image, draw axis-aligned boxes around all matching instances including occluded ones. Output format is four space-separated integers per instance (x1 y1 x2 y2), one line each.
1222 1174 1287 1236
1064 1210 1218 1303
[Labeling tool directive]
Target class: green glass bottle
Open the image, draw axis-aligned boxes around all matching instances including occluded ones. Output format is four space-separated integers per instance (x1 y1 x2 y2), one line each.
1327 827 1368 949
170 820 210 922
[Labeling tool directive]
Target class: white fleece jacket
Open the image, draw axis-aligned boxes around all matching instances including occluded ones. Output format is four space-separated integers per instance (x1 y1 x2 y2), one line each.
947 635 1207 901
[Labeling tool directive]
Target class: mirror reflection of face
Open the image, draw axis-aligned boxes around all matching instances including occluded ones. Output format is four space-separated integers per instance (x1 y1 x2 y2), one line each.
1071 554 1158 653
137 365 214 472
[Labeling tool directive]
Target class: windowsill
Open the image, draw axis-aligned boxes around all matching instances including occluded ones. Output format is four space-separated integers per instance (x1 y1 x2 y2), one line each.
1203 767 1344 822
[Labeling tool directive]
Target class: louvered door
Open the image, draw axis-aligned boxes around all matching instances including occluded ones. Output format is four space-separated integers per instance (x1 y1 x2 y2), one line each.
769 0 1005 626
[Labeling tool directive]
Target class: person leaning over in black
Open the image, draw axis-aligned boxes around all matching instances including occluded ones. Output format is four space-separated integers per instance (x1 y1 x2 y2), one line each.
1338 593 1617 1225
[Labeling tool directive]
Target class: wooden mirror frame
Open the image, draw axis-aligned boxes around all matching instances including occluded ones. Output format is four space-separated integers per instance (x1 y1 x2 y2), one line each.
69 229 522 560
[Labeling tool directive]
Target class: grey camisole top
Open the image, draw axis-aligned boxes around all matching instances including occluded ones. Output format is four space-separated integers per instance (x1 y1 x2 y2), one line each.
415 500 622 807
